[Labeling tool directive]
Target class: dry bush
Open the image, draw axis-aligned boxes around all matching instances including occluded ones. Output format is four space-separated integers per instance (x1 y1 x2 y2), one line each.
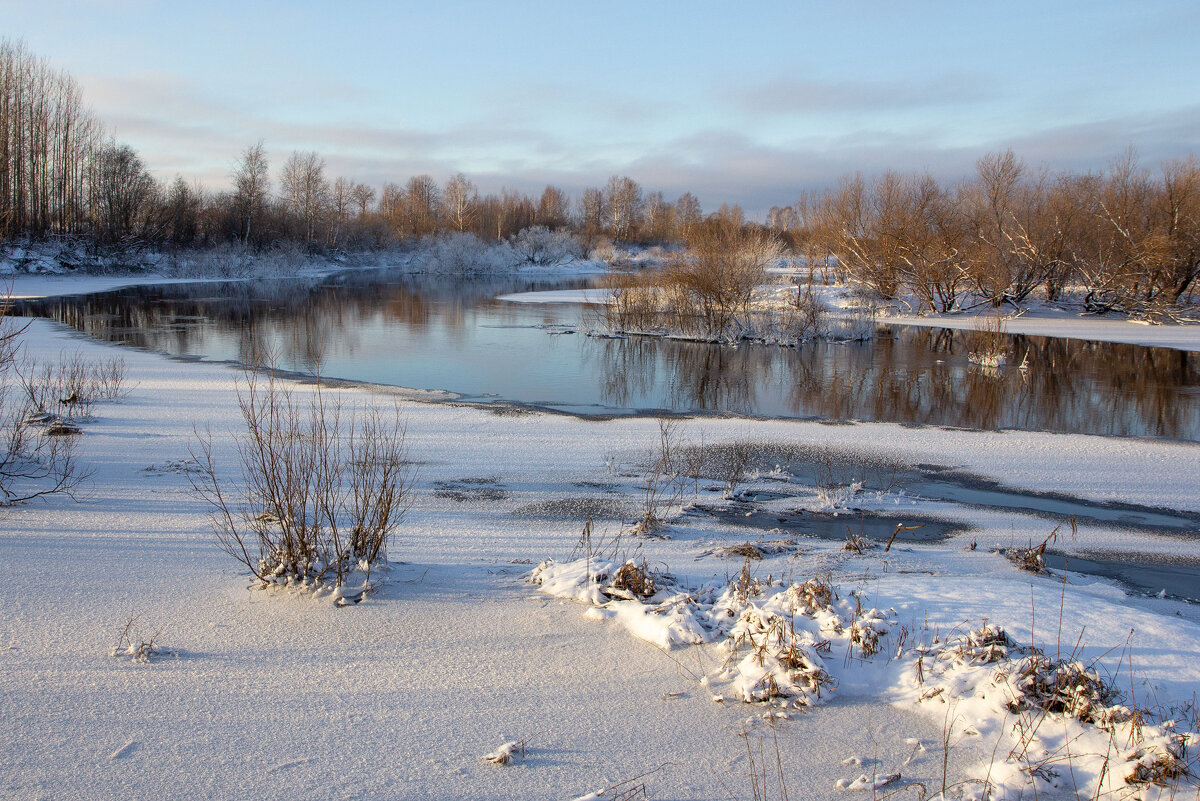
717 539 795 560
723 542 765 560
599 270 664 332
110 613 168 663
665 216 783 338
724 607 834 703
944 624 1021 665
607 559 657 599
18 351 128 419
1003 654 1126 726
843 531 874 554
1125 736 1194 786
849 610 889 658
0 307 90 505
732 558 765 603
1003 518 1075 573
190 368 412 599
786 575 836 615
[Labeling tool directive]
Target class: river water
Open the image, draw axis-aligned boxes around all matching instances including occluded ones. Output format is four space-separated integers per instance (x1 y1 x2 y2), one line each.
19 269 1200 441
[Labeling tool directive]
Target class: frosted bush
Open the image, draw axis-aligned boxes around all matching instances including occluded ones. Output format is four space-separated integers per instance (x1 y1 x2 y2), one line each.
509 226 583 266
415 232 516 273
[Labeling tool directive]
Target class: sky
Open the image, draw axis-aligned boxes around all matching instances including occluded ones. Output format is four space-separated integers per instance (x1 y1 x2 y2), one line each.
3 0 1199 217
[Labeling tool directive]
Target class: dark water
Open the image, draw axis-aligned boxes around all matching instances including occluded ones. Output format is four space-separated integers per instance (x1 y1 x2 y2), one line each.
16 269 1200 440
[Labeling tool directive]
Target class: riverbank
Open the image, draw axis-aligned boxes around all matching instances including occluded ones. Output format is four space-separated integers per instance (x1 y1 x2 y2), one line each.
501 282 1200 353
1 313 1198 799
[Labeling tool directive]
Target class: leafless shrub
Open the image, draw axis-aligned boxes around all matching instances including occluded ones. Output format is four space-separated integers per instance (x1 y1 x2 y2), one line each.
189 367 412 600
17 351 128 419
599 270 664 333
110 613 169 663
1003 518 1076 573
965 313 1009 367
0 310 90 505
791 275 828 335
631 419 687 536
719 439 753 497
843 531 874 554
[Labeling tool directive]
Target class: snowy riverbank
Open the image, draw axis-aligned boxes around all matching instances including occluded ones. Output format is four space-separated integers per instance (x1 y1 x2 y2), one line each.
2 304 1198 798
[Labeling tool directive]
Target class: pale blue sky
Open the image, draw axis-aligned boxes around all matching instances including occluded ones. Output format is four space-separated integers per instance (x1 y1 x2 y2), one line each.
4 0 1198 215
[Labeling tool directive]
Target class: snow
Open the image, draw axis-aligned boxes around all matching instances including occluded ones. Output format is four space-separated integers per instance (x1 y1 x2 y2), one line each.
497 288 609 305
2 276 1199 798
885 307 1200 353
3 273 232 300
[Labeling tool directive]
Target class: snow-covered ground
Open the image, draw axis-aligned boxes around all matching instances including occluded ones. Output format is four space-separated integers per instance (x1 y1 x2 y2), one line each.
3 282 1199 798
882 307 1200 353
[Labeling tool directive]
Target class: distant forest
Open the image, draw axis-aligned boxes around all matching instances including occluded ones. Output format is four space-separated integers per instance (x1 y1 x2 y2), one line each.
2 38 1197 317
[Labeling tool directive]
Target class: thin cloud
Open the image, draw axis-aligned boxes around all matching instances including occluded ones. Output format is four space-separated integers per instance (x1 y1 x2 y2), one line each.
728 73 997 115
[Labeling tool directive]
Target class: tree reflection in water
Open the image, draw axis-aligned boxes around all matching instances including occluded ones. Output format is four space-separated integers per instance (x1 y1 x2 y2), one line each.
16 275 1200 440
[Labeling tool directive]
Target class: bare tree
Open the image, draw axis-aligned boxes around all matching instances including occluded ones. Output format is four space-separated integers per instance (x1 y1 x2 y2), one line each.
90 142 157 246
643 191 677 242
401 174 440 237
577 187 606 246
604 175 644 241
442 172 476 233
350 182 375 218
675 192 703 234
232 140 269 246
535 184 570 230
163 176 203 248
279 150 329 246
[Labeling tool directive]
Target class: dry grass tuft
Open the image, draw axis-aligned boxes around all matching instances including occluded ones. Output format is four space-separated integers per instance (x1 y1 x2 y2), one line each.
717 539 796 560
608 559 657 599
1125 736 1194 786
945 624 1020 665
732 558 765 603
482 739 528 766
842 532 874 554
110 613 169 663
1002 518 1076 573
785 575 836 615
1003 655 1127 726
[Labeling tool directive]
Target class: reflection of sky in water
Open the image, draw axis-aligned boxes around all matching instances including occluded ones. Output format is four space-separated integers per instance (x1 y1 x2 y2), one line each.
19 271 1200 440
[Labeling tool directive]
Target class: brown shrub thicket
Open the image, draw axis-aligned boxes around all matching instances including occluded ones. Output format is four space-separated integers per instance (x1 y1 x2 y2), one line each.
796 152 1200 318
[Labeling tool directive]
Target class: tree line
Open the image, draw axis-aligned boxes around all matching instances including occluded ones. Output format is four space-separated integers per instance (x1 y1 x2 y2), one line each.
1 39 703 252
770 150 1200 317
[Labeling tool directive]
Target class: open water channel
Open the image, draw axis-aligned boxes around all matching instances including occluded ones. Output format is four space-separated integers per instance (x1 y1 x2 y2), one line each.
19 268 1200 440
